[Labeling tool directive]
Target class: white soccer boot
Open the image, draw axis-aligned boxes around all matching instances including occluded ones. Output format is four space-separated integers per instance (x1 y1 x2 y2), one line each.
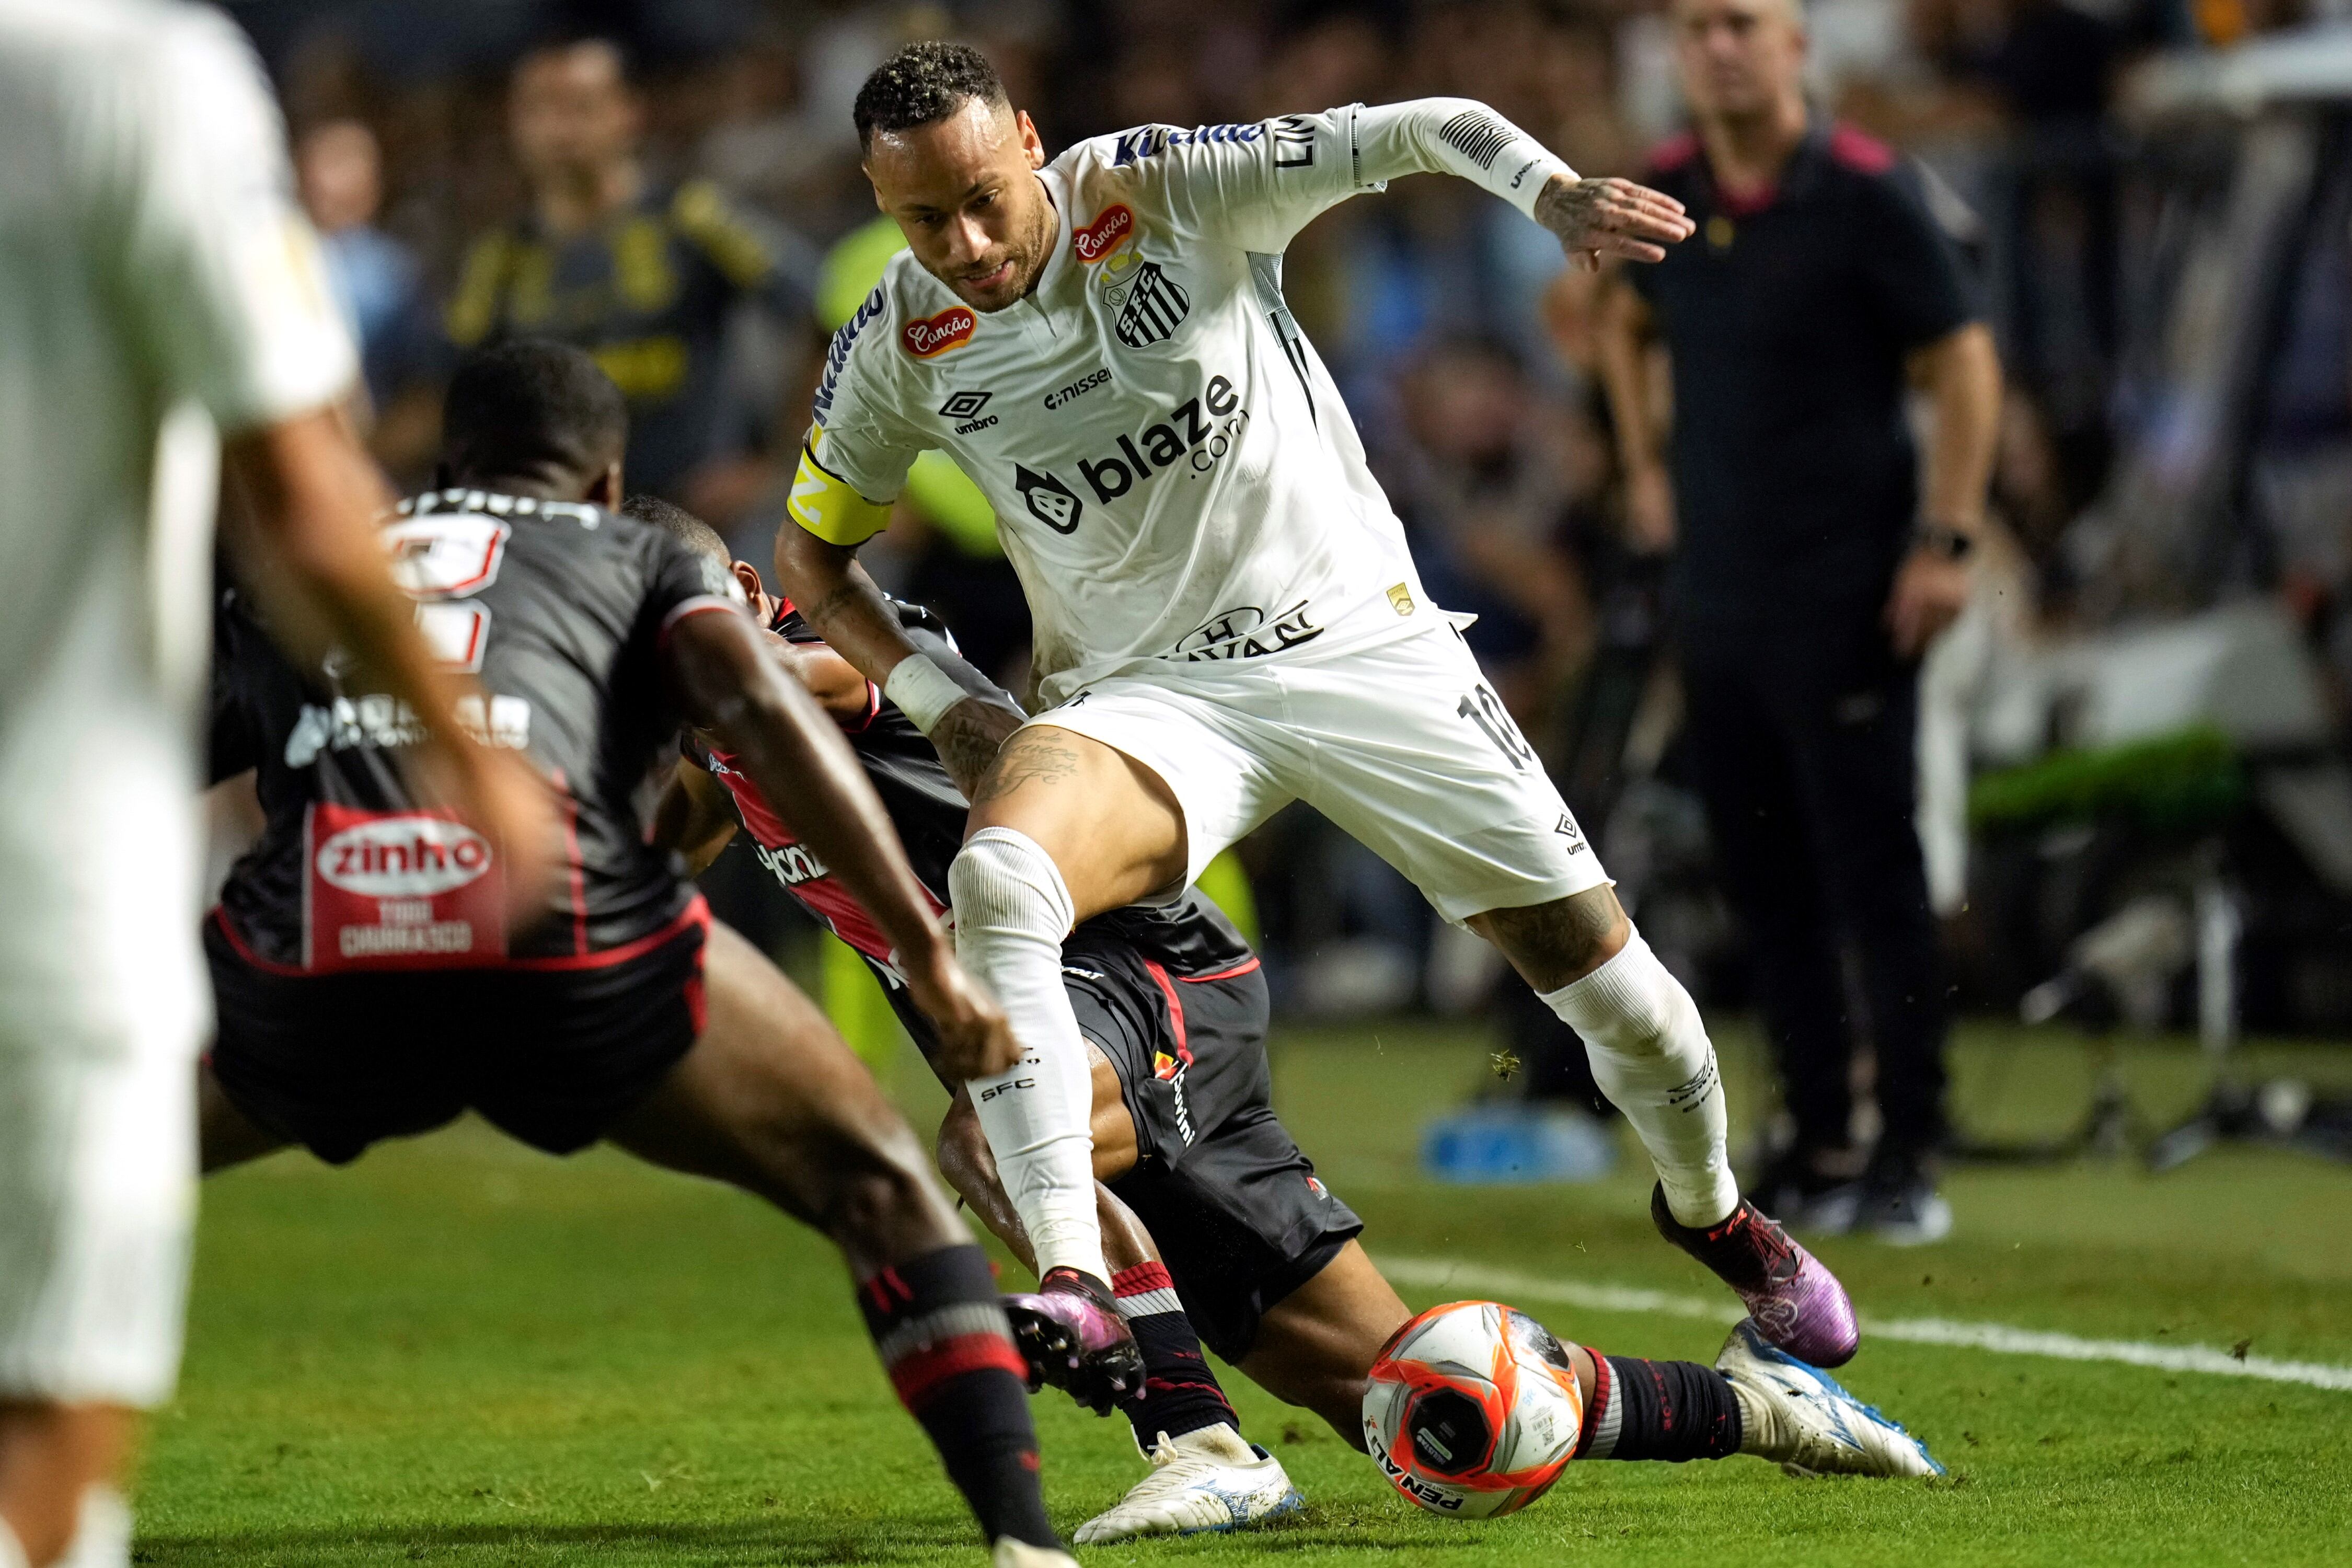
1071 1423 1305 1543
1716 1319 1944 1478
990 1538 1078 1568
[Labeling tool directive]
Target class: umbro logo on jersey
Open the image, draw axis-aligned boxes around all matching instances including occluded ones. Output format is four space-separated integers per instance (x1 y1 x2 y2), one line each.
903 306 975 358
1116 262 1191 348
1555 814 1588 850
938 389 997 433
1015 465 1083 534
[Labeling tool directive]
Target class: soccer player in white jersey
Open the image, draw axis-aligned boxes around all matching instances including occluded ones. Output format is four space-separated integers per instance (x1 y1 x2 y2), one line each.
0 6 550 1565
775 41 1860 1397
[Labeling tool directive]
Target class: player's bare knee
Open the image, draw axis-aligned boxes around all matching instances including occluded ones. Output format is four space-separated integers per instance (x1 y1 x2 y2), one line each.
1473 886 1631 992
817 1124 961 1260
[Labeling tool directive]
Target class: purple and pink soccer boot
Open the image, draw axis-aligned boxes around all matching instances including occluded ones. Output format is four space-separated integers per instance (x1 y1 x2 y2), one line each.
1651 1184 1860 1367
1003 1266 1145 1415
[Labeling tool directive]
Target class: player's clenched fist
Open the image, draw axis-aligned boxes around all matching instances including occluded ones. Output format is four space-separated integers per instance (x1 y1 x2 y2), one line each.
902 939 1024 1079
1535 174 1697 272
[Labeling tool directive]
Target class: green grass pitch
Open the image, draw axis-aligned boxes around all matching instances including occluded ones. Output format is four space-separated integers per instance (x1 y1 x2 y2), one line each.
141 1020 2352 1566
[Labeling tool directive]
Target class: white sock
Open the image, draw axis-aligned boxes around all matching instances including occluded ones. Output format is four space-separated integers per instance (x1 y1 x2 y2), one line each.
52 1489 130 1568
0 1515 26 1568
1540 929 1739 1227
950 827 1108 1284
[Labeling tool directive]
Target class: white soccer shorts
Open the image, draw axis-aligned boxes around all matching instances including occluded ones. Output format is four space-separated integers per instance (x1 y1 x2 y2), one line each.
0 1039 195 1408
1 703 204 1409
1031 620 1609 923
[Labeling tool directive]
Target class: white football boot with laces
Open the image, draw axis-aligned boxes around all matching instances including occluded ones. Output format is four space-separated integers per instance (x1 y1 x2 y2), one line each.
1072 1422 1304 1543
1716 1319 1944 1478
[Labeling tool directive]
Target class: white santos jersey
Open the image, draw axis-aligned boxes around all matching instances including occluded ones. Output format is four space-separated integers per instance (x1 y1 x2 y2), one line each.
0 1 353 1060
790 98 1572 705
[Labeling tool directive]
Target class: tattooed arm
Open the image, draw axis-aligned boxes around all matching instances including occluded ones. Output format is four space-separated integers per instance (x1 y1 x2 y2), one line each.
773 529 1027 796
930 698 1027 800
773 529 924 686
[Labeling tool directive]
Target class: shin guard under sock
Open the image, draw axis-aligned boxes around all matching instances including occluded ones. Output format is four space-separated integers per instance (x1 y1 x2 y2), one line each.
1572 1353 1744 1463
952 827 1107 1282
858 1244 1060 1548
1540 930 1740 1226
1112 1262 1239 1445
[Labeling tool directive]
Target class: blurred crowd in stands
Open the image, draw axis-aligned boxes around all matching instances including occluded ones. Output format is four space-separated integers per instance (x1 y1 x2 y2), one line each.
223 0 2352 1018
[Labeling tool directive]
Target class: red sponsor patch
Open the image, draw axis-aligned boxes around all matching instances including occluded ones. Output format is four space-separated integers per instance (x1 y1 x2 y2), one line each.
902 306 976 358
1074 204 1135 263
302 803 507 972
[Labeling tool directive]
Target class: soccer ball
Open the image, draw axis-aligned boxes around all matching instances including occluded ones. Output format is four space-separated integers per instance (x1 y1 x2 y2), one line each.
1362 1300 1583 1518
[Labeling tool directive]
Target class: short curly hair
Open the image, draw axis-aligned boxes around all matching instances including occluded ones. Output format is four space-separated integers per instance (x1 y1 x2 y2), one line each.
853 41 1008 151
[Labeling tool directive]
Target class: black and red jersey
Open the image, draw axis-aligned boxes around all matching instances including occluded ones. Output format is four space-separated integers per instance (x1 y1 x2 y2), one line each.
211 487 741 971
684 600 1256 1046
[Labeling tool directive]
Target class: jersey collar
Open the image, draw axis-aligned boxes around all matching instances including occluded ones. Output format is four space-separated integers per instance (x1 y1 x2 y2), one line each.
1030 164 1076 298
1698 117 1830 219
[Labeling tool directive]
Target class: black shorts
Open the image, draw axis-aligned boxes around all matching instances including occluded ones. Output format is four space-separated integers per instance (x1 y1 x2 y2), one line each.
205 902 709 1166
1059 935 1364 1364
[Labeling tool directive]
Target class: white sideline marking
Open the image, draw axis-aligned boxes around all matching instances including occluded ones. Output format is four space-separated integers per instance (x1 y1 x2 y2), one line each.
1377 1255 2352 1393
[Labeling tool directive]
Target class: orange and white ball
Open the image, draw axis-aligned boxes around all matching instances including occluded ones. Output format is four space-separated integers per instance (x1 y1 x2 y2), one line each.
1362 1300 1584 1518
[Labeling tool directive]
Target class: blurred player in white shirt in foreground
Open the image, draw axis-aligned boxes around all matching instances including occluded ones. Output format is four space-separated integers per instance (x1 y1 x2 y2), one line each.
0 6 549 1563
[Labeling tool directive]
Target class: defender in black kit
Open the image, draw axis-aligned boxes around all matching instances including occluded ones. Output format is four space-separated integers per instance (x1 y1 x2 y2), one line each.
199 341 1072 1562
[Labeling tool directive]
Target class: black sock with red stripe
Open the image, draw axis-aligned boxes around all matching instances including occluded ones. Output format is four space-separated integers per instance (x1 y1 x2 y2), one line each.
1112 1262 1240 1447
1571 1353 1743 1463
858 1245 1060 1549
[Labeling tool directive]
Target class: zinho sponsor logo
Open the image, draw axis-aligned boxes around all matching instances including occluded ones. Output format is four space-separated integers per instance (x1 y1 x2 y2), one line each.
316 816 492 897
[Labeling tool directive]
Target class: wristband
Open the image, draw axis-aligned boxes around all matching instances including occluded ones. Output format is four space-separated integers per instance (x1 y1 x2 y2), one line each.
884 653 967 735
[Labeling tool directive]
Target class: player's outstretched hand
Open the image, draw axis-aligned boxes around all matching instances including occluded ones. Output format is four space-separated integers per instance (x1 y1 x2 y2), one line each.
903 938 1024 1080
1535 174 1696 272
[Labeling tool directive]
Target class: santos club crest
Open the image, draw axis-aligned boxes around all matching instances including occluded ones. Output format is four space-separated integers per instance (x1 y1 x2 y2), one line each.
1115 262 1191 348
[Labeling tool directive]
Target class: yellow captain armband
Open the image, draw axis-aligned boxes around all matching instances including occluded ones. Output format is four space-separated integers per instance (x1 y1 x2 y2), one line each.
788 441 894 547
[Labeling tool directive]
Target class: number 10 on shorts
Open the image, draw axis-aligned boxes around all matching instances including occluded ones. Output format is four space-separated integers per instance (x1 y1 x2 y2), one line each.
1458 684 1536 770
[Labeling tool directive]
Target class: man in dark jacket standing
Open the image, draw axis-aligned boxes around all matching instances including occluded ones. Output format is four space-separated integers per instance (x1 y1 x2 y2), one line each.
1596 0 2001 1243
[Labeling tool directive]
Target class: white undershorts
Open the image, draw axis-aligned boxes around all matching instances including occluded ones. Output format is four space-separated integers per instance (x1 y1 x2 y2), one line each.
1030 620 1609 923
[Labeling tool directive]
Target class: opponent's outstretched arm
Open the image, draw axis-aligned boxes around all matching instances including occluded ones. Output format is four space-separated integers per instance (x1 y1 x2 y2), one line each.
772 530 1027 796
662 607 1018 1078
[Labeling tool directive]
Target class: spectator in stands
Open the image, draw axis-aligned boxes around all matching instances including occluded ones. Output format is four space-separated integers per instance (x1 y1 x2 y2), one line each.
1391 335 1596 723
443 36 818 518
295 118 426 419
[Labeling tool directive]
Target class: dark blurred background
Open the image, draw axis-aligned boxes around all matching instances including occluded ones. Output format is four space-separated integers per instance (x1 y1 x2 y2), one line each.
219 0 2352 1080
